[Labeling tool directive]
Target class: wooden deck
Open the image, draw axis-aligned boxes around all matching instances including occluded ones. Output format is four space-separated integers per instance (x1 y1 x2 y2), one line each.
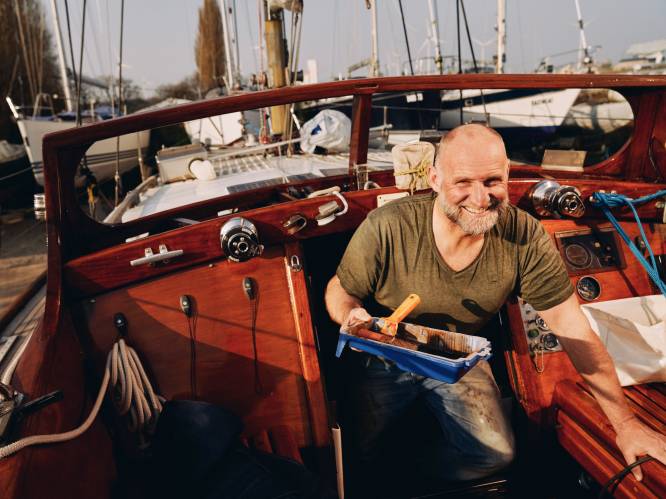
0 209 47 316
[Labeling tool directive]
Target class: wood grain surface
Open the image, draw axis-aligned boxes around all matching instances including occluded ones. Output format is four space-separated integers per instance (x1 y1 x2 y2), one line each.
76 245 328 449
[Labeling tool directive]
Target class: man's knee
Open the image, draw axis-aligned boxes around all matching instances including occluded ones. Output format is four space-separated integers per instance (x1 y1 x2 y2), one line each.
485 438 516 472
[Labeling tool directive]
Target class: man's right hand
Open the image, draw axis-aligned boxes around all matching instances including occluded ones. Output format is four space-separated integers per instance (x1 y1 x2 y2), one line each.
343 307 373 333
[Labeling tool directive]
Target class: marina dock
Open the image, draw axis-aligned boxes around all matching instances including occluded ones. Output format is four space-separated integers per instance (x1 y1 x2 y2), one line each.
0 209 46 316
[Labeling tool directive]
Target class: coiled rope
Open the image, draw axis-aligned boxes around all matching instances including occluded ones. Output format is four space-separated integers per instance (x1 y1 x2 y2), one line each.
0 339 162 459
591 190 666 295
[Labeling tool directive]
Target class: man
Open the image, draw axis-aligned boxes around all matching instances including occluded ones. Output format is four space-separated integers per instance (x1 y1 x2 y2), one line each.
325 124 666 482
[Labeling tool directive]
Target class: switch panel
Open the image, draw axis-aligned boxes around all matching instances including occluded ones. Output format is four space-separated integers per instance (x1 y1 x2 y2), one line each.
554 227 625 275
518 299 562 355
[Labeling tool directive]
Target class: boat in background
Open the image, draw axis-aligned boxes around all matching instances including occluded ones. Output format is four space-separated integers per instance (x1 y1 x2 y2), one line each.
6 98 150 187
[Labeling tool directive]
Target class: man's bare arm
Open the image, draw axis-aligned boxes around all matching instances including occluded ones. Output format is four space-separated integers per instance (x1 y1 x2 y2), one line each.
325 276 372 329
539 293 666 480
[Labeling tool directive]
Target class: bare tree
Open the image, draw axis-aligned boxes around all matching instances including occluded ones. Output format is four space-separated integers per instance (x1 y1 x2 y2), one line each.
1 0 59 138
195 0 226 94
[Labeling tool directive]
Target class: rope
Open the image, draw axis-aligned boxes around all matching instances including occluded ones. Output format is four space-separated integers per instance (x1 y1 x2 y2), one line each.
0 339 162 459
398 157 430 193
591 190 666 295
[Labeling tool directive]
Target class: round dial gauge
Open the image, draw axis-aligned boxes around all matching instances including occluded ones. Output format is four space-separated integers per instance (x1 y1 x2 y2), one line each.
564 243 592 268
576 276 601 301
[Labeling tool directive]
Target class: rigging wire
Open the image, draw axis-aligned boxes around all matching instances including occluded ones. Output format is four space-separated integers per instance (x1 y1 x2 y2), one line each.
396 0 424 130
105 0 116 110
63 0 79 117
397 0 414 76
114 0 125 207
456 0 463 124
75 0 87 126
14 1 36 103
459 0 488 124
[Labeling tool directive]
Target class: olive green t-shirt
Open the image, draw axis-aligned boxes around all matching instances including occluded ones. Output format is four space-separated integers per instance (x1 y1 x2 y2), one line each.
337 193 574 335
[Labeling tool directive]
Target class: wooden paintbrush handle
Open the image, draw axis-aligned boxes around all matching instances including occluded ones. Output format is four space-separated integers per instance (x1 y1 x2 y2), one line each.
386 293 421 323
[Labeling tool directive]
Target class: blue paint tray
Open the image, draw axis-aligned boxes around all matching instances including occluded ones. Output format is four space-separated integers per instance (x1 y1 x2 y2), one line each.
335 321 492 384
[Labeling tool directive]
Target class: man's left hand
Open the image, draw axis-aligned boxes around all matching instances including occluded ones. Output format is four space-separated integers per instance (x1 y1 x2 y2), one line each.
615 417 666 481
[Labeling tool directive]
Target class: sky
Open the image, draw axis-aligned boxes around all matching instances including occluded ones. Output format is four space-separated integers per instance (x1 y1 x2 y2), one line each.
42 0 666 97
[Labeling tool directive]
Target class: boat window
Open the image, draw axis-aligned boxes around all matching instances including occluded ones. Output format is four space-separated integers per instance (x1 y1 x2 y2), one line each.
75 99 367 225
77 88 633 225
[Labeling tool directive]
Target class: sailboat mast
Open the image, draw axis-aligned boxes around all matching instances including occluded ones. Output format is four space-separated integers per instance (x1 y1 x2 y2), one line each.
219 0 235 89
427 0 443 74
50 0 73 112
574 0 591 71
369 0 379 77
496 0 506 73
231 0 241 86
264 1 287 135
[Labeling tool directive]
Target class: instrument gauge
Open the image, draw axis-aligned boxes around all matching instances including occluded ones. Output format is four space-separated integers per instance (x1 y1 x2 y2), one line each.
576 276 601 301
564 243 592 268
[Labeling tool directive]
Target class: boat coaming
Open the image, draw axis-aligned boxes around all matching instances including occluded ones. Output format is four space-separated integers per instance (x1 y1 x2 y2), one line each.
0 75 665 499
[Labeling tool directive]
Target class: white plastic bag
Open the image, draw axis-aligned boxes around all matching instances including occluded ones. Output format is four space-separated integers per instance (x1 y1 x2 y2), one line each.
300 110 351 154
581 295 666 386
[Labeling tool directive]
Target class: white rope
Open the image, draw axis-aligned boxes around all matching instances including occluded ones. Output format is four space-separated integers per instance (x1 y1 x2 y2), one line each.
0 339 162 459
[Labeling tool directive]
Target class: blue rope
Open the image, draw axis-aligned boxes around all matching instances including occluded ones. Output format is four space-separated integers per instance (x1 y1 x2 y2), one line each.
591 190 666 295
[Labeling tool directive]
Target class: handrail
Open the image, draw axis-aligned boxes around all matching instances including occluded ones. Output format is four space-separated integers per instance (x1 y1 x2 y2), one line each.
43 74 666 149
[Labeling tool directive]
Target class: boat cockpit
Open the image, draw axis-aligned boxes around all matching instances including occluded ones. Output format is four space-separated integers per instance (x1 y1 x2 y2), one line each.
0 75 665 499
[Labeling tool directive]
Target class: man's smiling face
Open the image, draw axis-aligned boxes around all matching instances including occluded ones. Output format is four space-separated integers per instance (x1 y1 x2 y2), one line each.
429 124 510 236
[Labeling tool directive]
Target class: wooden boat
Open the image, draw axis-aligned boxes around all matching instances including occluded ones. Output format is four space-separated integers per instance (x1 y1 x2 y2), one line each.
0 74 664 498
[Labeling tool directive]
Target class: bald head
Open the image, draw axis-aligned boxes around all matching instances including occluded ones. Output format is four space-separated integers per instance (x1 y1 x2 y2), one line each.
435 124 508 173
429 124 510 236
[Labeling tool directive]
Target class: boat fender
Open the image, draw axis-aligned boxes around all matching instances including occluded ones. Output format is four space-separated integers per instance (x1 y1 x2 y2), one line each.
188 159 216 181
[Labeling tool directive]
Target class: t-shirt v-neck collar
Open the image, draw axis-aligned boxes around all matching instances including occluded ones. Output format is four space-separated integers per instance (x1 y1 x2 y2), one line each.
427 194 490 276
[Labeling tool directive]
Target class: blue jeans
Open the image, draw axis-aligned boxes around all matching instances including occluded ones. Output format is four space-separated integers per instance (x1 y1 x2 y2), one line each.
350 356 515 481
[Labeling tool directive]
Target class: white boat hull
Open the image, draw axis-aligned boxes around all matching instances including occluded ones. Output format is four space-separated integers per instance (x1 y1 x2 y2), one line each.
564 101 633 133
440 88 581 130
16 119 150 186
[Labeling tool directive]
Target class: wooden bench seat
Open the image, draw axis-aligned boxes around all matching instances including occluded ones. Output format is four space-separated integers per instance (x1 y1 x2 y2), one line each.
553 379 666 498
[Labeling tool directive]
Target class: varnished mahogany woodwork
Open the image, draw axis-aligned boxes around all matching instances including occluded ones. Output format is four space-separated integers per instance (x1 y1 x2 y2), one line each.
504 220 664 432
76 246 329 450
64 180 666 298
555 381 666 499
283 241 331 448
625 89 661 180
349 93 373 172
0 311 116 499
41 76 666 262
557 412 658 499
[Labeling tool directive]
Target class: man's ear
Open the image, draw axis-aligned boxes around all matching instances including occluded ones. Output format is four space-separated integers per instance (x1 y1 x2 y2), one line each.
428 164 440 192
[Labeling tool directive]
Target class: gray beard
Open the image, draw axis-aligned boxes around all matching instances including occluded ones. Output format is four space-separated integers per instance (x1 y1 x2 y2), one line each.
437 195 506 236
